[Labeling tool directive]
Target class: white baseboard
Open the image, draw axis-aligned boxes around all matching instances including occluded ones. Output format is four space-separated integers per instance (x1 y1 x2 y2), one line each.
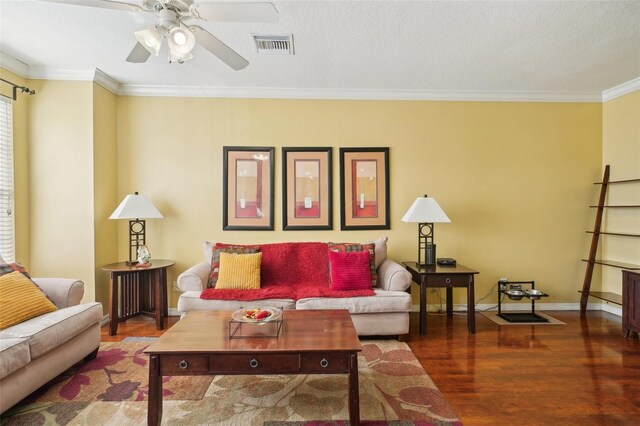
100 315 110 326
411 302 622 317
168 308 180 317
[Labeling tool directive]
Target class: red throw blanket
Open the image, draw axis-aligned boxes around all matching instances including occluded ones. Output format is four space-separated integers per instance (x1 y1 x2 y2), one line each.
200 242 375 301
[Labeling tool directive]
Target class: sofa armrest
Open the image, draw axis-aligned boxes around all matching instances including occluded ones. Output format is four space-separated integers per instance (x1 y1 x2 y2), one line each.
31 278 84 309
377 259 412 292
177 261 210 292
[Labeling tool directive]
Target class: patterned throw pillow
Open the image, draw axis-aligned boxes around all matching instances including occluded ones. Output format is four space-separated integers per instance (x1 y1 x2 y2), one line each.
215 252 262 290
0 261 32 279
328 242 377 287
0 271 58 330
207 244 261 288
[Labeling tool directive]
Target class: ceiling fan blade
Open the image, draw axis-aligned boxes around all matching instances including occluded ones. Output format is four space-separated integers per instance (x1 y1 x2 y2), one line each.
190 2 278 23
38 0 143 13
126 42 152 63
192 26 249 70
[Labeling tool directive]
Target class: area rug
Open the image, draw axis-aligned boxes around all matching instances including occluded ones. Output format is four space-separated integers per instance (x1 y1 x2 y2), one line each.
1 340 461 426
480 311 565 325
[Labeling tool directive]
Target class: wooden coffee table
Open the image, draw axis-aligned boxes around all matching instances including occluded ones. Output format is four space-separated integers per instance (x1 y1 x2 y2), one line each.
144 309 362 425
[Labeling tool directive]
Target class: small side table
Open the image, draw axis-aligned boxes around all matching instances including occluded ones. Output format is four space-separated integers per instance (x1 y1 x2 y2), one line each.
403 262 479 335
102 259 175 336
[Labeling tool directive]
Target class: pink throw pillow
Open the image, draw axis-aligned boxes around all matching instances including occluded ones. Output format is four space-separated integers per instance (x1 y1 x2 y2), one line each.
329 250 372 291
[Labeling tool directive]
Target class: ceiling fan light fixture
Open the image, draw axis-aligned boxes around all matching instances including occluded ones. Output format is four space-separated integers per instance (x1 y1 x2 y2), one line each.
168 26 196 55
134 27 163 56
168 49 193 64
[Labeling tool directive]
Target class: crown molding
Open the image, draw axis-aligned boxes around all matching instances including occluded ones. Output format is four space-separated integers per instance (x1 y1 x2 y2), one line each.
602 77 640 102
0 52 29 78
93 68 120 94
119 84 603 102
26 66 96 81
0 53 633 103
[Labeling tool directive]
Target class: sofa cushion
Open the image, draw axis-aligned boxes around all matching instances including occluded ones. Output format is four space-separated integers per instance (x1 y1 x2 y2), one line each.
296 289 412 314
207 244 260 288
329 251 372 291
215 252 262 290
328 242 377 287
178 291 296 312
0 271 58 330
0 338 30 380
0 302 102 359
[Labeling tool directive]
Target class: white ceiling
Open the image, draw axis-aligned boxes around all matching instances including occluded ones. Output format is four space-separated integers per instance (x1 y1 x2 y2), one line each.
1 0 639 101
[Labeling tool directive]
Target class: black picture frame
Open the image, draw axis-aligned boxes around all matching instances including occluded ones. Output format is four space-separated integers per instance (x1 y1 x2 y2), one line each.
222 146 275 230
282 147 333 230
339 147 390 230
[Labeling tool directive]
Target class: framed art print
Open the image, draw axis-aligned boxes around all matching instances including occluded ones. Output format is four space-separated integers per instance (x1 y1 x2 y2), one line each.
223 146 274 230
339 147 390 230
282 147 333 230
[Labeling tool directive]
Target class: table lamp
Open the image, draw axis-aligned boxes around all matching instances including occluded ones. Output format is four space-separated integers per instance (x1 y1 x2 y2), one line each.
109 192 163 265
401 194 450 266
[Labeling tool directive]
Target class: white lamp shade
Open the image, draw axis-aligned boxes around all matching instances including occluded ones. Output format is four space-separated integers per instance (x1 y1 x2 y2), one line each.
167 26 196 56
135 27 163 56
401 196 450 223
109 193 163 220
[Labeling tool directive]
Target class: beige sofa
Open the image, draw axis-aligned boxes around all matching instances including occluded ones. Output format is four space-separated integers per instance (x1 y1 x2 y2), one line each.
0 278 103 413
177 237 413 336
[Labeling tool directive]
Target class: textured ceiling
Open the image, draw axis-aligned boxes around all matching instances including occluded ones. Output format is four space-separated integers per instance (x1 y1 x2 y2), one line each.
1 0 639 99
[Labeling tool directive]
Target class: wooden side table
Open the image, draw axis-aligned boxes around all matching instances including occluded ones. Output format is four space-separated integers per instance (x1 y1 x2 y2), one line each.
403 262 479 335
102 259 175 336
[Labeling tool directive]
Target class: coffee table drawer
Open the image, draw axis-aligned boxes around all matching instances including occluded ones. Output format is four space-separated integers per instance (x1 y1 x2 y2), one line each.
160 355 209 374
213 353 299 373
300 353 349 373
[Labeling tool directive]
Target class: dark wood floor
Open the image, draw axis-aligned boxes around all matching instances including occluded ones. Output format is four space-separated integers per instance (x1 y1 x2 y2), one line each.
101 311 640 425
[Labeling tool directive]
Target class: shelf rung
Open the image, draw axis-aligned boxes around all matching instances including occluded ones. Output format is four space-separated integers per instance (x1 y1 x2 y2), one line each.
589 205 640 208
581 259 640 270
586 231 640 237
578 290 622 305
594 178 640 184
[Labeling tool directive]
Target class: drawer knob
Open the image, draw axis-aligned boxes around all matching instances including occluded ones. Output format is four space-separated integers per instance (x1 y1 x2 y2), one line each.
179 360 188 369
320 358 329 368
249 358 259 368
445 278 451 284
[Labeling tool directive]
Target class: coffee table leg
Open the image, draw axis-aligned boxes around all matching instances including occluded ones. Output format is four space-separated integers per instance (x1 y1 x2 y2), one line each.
348 352 360 425
148 354 162 426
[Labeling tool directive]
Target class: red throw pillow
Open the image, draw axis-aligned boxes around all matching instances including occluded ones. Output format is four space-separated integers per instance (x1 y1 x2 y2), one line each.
329 250 372 291
328 242 377 287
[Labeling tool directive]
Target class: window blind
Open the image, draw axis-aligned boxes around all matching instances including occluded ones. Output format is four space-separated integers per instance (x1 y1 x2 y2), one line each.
0 95 15 263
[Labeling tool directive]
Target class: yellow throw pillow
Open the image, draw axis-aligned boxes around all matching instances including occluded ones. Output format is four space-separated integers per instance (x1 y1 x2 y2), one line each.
215 252 262 290
0 271 58 330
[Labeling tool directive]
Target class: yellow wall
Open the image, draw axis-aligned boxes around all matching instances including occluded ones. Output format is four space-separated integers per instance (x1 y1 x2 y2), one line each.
6 68 610 310
92 83 118 312
116 97 602 308
602 90 640 295
27 80 97 302
0 68 30 266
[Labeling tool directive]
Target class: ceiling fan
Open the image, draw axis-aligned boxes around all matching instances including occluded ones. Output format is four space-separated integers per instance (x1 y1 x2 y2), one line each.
40 0 279 70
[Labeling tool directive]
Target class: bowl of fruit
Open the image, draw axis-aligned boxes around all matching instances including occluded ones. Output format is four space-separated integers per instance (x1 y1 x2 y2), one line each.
232 307 282 323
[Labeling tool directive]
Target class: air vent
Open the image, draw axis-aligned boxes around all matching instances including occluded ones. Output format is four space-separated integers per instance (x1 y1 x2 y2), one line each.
252 34 294 55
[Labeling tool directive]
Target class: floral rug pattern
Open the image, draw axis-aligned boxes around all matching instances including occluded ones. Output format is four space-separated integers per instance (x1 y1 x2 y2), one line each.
1 340 461 425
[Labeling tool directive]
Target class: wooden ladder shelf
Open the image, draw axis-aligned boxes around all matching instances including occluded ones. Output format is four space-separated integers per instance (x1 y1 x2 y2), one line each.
579 165 640 313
